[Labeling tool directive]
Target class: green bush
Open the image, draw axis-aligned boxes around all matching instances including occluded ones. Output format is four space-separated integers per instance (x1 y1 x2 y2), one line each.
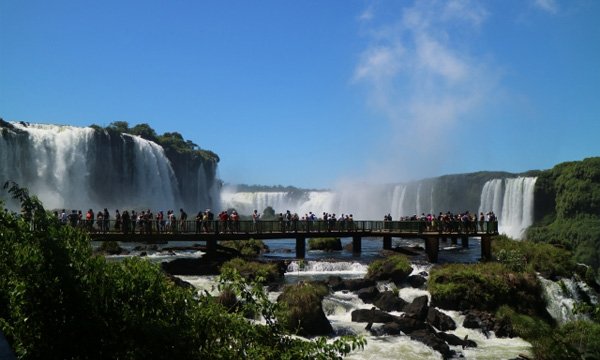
493 235 576 278
221 238 269 257
276 282 330 334
529 158 600 275
97 240 124 255
367 254 412 279
308 238 342 251
428 262 545 315
220 257 281 284
532 321 600 360
0 182 364 360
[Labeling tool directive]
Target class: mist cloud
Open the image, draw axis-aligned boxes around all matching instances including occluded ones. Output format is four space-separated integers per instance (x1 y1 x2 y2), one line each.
353 0 499 182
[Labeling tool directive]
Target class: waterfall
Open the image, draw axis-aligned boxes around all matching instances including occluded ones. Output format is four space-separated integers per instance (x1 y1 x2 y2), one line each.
390 184 407 219
478 177 537 240
0 123 219 212
539 276 598 324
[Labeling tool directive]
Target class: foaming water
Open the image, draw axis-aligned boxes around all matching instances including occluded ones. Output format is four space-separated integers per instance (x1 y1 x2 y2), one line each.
540 276 598 324
278 258 533 359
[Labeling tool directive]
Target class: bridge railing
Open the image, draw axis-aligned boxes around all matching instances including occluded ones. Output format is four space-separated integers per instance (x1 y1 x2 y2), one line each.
76 218 498 236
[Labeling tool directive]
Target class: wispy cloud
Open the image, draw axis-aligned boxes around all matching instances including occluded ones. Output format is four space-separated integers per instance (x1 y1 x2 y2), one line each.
534 0 559 14
353 0 499 181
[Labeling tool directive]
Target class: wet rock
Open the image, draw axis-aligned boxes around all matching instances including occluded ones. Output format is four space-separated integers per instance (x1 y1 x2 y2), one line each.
373 291 408 312
351 308 398 324
380 317 428 335
436 332 477 348
407 274 427 288
329 277 376 292
462 310 495 338
493 316 514 338
357 286 380 304
408 328 455 359
404 295 429 321
426 307 456 331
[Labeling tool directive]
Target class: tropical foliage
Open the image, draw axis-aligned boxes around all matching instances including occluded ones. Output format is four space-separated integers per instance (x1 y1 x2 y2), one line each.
94 121 220 162
0 182 363 359
528 157 600 279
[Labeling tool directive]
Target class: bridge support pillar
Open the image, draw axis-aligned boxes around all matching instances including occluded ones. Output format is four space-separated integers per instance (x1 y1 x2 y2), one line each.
206 238 217 255
425 237 439 263
441 237 447 242
451 236 458 245
296 237 306 259
383 235 392 250
481 236 492 261
353 236 362 255
461 236 469 248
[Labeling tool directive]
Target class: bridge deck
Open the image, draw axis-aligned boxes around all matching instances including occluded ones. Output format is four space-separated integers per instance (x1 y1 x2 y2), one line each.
87 220 498 262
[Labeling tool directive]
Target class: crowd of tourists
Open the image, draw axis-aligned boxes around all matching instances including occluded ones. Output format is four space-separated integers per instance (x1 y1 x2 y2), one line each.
48 207 497 235
52 208 218 235
384 211 498 233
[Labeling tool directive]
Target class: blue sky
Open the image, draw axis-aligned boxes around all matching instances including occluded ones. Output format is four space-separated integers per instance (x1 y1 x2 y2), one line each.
1 0 599 189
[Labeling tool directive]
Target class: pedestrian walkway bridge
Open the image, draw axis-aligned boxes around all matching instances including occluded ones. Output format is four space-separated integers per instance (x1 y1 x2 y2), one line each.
89 220 498 263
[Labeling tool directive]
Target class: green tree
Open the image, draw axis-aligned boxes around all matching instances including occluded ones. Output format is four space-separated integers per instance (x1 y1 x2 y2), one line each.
0 182 364 359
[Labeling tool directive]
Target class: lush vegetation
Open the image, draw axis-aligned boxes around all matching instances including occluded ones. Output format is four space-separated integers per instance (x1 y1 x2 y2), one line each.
528 157 600 279
492 235 577 278
308 238 342 251
220 239 269 257
92 121 220 163
220 258 282 284
0 182 364 359
276 282 332 336
366 254 412 280
365 254 413 286
428 262 546 315
496 306 600 360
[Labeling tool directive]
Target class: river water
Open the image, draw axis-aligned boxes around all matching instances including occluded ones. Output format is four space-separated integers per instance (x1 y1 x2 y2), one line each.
100 237 539 359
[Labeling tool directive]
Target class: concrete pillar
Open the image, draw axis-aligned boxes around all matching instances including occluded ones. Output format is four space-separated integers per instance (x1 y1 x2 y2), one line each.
425 237 439 263
353 236 362 254
383 235 392 250
481 236 492 261
206 238 217 255
461 236 469 248
451 236 458 245
296 237 306 259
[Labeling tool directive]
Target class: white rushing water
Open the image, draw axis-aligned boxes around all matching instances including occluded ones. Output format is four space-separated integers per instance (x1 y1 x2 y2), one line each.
540 276 598 324
178 260 533 360
478 177 537 239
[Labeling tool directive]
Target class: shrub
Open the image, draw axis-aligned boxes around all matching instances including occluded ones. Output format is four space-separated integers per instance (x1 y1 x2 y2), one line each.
366 254 412 284
493 235 576 278
97 240 124 255
276 281 332 336
220 257 281 284
428 262 545 315
221 238 268 257
308 238 342 251
0 182 364 359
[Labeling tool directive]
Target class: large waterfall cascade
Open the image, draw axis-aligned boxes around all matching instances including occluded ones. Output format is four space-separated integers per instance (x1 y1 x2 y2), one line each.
478 177 537 240
0 123 219 212
222 176 538 240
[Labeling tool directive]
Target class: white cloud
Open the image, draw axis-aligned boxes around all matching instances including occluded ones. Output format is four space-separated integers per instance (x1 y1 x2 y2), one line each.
358 5 375 22
534 0 559 14
353 0 499 182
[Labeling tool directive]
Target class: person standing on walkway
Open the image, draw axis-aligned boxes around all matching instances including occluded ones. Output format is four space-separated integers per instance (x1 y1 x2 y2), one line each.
252 209 260 233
